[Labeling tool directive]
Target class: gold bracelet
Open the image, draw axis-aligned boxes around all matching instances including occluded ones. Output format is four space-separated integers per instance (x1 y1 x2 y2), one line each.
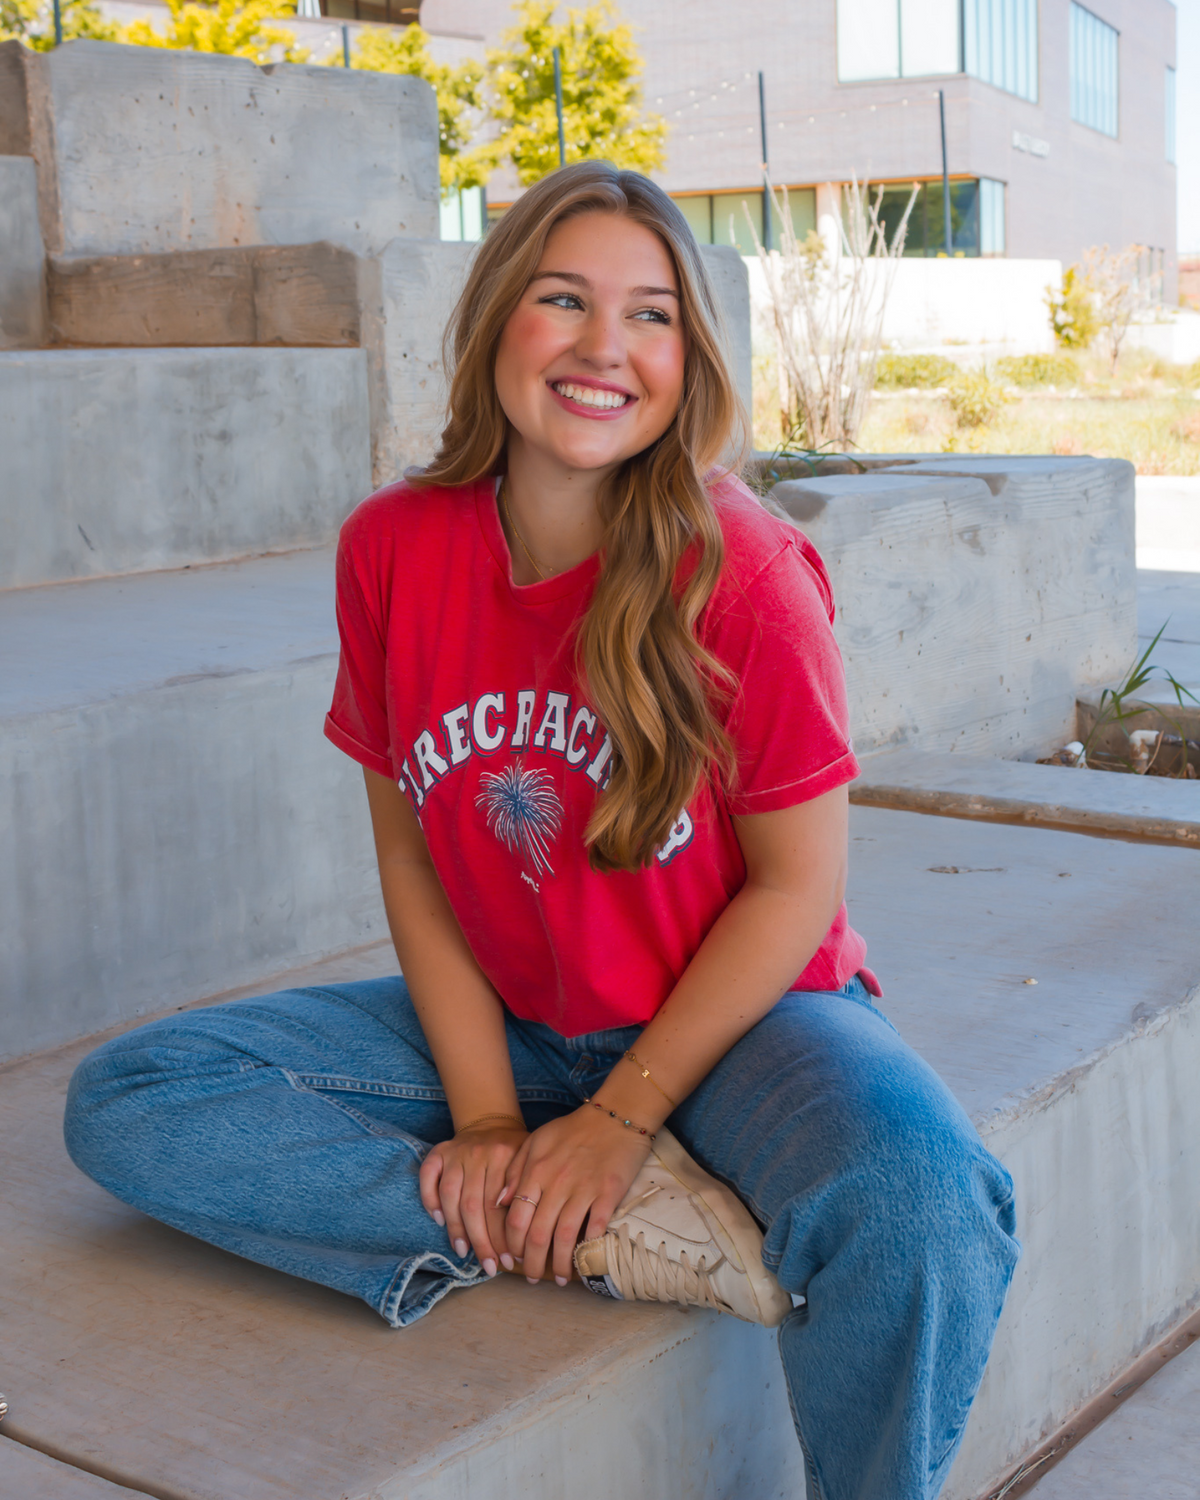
623 1049 679 1109
582 1096 657 1142
455 1112 525 1135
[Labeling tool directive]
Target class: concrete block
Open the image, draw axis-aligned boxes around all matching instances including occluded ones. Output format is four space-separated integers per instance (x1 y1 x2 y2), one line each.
0 1440 139 1498
771 456 1137 757
698 243 753 424
0 550 386 1062
11 41 439 257
362 240 755 488
1 810 1197 1499
0 347 371 587
47 242 362 348
0 155 47 349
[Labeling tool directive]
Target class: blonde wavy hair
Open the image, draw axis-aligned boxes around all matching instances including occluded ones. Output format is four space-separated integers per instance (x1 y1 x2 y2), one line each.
419 161 747 872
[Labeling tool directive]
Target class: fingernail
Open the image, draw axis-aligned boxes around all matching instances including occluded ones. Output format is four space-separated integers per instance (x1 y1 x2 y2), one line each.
500 1254 514 1271
555 1275 568 1287
454 1238 468 1258
432 1210 445 1227
495 1187 510 1207
483 1258 497 1278
526 1275 540 1285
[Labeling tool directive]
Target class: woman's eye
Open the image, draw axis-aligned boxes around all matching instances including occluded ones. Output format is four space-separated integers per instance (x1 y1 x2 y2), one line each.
539 293 584 310
632 307 672 324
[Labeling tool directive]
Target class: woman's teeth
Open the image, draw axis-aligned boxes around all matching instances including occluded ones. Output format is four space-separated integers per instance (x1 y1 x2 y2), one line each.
552 382 630 410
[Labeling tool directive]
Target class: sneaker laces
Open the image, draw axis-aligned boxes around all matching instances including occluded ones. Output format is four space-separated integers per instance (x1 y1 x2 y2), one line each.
603 1206 731 1313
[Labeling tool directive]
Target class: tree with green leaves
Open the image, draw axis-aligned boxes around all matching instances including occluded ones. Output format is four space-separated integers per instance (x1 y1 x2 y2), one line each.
469 0 667 186
120 0 308 65
0 0 119 50
342 26 486 192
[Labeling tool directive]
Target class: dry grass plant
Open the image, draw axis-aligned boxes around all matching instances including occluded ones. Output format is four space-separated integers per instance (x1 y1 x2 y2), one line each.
747 179 918 450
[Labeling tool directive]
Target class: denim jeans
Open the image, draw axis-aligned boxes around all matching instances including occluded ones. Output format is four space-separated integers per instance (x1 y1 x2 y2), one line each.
64 974 1018 1500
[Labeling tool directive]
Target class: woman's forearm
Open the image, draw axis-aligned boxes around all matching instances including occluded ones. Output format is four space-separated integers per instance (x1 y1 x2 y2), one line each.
364 769 522 1131
592 789 849 1130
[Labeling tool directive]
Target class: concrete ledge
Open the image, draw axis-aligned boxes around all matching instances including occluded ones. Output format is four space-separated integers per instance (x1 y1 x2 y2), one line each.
0 347 371 587
2 810 1198 1499
0 155 46 349
3 40 439 257
47 243 362 348
0 550 386 1061
852 749 1200 845
0 1439 144 1498
771 456 1136 759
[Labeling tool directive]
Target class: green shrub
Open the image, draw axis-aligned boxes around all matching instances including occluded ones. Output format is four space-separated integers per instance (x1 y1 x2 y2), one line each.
1046 264 1100 350
946 368 1010 429
995 353 1080 388
875 353 959 389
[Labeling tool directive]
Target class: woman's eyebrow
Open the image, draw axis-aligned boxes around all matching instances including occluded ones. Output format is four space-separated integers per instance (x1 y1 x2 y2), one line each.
529 271 678 298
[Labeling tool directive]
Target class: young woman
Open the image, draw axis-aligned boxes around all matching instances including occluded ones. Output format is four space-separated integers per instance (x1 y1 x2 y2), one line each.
65 162 1019 1500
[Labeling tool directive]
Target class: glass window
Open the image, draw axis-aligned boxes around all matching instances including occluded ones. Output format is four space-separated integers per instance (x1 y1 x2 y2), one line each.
674 196 714 244
899 0 961 75
837 0 902 82
440 186 485 242
713 192 764 257
876 179 982 256
962 0 1038 102
979 177 1005 254
1070 2 1118 137
1165 66 1176 164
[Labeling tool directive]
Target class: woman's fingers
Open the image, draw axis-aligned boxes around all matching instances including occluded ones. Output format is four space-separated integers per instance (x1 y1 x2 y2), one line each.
502 1183 541 1271
438 1159 472 1260
551 1195 593 1284
418 1147 446 1227
458 1167 500 1275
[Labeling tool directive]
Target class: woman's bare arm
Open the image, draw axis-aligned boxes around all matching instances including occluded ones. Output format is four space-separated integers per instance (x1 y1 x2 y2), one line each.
502 784 850 1282
362 767 524 1271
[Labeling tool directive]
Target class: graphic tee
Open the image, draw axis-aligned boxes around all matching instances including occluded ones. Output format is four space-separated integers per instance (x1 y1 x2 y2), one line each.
326 473 876 1037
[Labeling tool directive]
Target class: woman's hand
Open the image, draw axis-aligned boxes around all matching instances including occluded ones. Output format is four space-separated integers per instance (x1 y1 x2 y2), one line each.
419 1125 528 1277
499 1108 653 1284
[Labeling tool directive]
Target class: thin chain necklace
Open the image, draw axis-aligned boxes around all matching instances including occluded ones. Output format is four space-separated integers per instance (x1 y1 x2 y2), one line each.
500 478 549 581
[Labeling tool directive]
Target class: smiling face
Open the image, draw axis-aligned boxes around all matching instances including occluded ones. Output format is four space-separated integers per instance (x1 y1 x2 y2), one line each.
493 211 687 482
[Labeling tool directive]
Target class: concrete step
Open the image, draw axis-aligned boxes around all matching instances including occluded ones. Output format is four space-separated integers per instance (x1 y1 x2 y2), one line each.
0 548 386 1062
1025 1330 1200 1499
2 808 1197 1500
852 748 1200 845
0 347 371 589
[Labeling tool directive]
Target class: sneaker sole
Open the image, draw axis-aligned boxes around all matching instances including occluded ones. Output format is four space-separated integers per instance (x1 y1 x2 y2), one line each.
647 1126 793 1327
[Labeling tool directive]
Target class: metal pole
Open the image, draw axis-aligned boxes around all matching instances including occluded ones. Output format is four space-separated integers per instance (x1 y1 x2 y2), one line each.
938 88 952 254
53 0 63 45
342 24 351 67
553 47 566 168
758 70 772 251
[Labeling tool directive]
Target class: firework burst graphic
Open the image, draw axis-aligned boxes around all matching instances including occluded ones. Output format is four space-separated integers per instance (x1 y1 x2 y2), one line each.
475 765 564 878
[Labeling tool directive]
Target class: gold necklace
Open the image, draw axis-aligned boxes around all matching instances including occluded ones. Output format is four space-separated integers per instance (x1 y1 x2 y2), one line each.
500 479 548 581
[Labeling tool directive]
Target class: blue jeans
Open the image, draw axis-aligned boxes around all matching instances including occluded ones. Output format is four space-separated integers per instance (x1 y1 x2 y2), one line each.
64 975 1018 1500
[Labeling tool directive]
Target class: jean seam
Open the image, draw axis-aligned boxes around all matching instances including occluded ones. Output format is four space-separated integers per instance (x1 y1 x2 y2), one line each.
288 1073 577 1109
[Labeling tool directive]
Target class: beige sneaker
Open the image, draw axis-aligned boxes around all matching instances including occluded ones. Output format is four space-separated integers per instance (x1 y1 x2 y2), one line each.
574 1126 792 1326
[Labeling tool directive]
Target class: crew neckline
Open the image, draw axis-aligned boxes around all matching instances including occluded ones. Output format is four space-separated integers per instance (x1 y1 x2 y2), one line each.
476 475 602 603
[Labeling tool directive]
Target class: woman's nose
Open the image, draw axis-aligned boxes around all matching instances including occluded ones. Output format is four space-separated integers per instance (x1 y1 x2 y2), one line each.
574 310 625 368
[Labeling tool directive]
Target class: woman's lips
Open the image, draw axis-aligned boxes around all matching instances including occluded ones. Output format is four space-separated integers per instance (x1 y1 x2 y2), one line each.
547 380 637 420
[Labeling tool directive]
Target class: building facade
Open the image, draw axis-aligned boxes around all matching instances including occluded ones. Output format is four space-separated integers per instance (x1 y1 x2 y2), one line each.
417 0 1176 291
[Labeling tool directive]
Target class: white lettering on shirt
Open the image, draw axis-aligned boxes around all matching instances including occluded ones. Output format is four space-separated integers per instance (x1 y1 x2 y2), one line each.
413 730 449 789
511 689 537 749
400 756 425 808
442 703 472 766
566 705 598 766
655 809 695 866
472 692 507 752
586 732 614 788
533 691 570 753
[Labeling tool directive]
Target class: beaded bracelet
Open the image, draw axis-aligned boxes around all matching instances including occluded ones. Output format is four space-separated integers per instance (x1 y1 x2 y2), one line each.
582 1096 657 1142
622 1048 679 1109
455 1112 525 1135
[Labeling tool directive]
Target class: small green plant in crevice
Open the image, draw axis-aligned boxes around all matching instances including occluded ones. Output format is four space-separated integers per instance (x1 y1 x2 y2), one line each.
874 352 960 390
747 413 868 498
995 353 1080 389
1079 621 1200 777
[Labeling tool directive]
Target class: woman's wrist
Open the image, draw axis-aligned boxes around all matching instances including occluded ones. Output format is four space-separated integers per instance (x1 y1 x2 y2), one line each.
587 1072 672 1136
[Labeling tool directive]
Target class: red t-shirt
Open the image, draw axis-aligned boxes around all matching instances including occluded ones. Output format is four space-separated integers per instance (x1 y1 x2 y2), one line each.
325 473 875 1036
